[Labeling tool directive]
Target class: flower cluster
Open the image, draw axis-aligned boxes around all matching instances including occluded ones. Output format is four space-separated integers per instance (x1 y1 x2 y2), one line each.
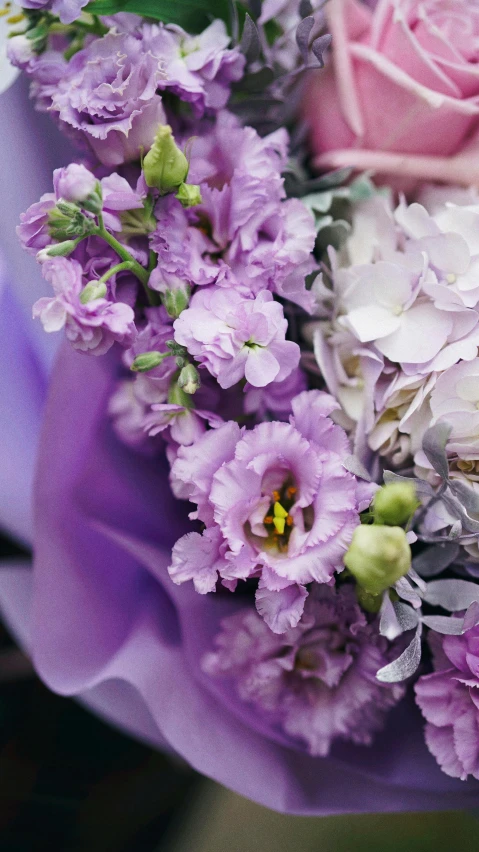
7 0 479 798
314 190 479 480
203 584 405 756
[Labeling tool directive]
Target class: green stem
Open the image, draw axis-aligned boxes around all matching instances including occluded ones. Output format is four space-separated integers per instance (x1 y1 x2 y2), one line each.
96 226 156 303
98 261 135 286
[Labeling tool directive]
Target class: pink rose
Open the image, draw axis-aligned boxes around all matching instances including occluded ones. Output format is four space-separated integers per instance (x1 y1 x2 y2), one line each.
303 0 479 188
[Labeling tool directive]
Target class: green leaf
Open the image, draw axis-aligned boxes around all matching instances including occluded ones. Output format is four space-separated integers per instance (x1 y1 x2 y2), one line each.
85 0 233 33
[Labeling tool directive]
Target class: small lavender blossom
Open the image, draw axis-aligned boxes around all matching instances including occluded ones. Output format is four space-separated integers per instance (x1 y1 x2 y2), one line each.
53 163 97 204
203 585 405 756
173 288 301 389
50 30 167 166
169 390 372 633
415 626 479 780
33 258 136 355
21 0 89 24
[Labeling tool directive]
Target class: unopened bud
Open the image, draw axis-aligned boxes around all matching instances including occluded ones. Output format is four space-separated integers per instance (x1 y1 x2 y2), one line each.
143 125 189 194
54 164 98 205
79 280 107 304
373 482 419 526
130 351 168 372
178 363 201 394
37 240 77 261
176 182 202 208
161 284 190 319
344 525 411 596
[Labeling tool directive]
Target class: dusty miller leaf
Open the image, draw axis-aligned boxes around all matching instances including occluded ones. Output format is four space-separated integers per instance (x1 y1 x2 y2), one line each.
449 479 479 515
412 543 460 578
422 601 479 635
296 16 314 63
342 455 371 482
422 422 451 481
376 627 422 683
240 13 261 63
311 33 332 68
379 598 418 640
424 578 479 611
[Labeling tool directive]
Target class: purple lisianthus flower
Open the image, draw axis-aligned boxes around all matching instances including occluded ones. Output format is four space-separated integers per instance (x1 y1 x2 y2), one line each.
150 113 317 310
21 0 89 25
50 30 167 166
33 257 136 355
173 288 301 389
169 390 370 632
415 626 479 780
143 20 245 115
203 585 405 756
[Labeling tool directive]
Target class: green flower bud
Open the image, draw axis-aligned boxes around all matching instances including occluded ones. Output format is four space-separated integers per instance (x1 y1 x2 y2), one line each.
161 284 190 319
176 182 202 208
178 363 201 395
373 482 419 526
344 525 411 596
79 280 107 304
38 240 78 259
130 351 168 372
143 125 189 194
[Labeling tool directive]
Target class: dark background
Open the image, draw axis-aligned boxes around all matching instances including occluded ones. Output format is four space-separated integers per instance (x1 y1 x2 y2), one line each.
1 533 478 852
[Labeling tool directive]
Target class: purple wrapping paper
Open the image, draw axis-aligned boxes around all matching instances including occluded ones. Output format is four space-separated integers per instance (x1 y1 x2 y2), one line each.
28 344 479 813
0 77 478 816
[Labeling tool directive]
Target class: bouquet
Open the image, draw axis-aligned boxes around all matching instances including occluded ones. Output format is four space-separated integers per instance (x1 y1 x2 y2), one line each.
1 0 479 813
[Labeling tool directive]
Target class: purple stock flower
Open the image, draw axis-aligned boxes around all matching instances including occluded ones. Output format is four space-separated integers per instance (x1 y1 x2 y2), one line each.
33 257 136 355
173 288 301 389
21 0 89 24
17 167 145 256
50 30 167 166
415 627 479 780
169 390 371 633
150 112 317 310
203 584 405 756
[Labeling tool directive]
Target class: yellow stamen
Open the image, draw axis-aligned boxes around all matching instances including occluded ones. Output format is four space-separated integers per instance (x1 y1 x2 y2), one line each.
273 502 288 519
272 490 280 503
286 515 293 527
273 516 286 535
6 12 24 22
286 486 297 498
